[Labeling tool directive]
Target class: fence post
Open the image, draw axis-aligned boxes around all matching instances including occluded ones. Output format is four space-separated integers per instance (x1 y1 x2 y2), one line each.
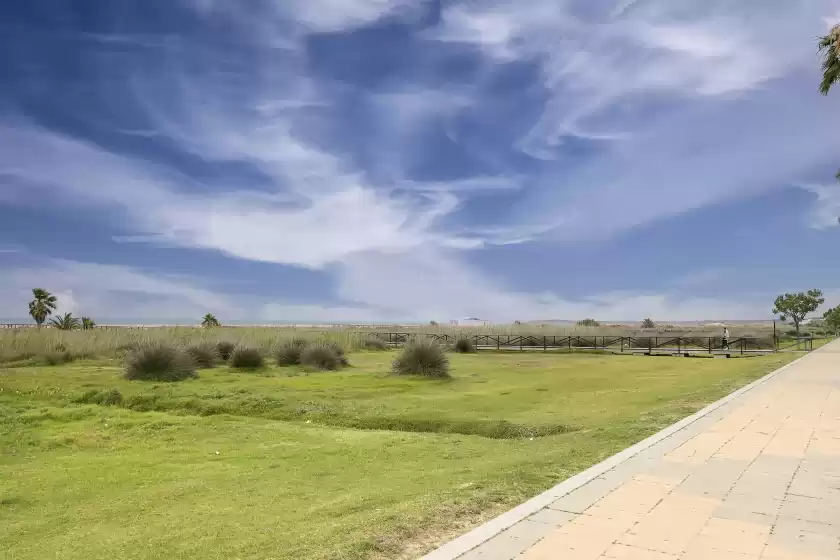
569 337 572 351
649 337 653 354
708 337 712 354
543 336 547 352
741 338 744 355
497 336 500 351
677 337 681 355
621 337 624 352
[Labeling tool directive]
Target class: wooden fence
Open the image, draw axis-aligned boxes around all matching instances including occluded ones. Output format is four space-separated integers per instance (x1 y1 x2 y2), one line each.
364 333 817 354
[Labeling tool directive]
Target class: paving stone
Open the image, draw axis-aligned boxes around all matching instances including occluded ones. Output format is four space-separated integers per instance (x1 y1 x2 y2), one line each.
677 457 749 499
617 493 720 555
768 518 840 559
664 432 731 465
598 543 677 559
526 507 577 527
519 514 629 560
457 520 555 560
778 494 840 528
548 476 624 514
688 517 771 556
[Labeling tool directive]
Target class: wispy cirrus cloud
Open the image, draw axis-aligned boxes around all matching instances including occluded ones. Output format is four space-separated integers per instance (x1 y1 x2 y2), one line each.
1 0 839 324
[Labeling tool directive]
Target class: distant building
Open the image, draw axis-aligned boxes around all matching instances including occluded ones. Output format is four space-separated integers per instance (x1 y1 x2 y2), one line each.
450 317 490 327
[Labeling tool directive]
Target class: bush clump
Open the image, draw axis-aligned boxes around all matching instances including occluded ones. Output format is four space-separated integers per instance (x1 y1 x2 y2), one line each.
362 338 388 351
392 338 450 378
43 351 76 366
185 343 219 368
230 346 264 370
75 388 123 406
322 341 348 366
125 344 197 382
275 339 309 366
300 343 344 371
453 337 477 353
215 341 236 361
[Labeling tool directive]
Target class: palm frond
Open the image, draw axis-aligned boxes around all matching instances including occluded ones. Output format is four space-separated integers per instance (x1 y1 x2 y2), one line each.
819 25 840 95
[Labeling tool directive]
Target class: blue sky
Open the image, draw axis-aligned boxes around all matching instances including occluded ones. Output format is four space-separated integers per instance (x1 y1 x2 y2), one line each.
1 0 840 324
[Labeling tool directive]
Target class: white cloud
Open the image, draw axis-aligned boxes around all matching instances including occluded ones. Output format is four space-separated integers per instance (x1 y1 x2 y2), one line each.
190 0 422 34
433 0 837 156
799 182 840 229
0 259 242 322
0 254 831 323
0 122 485 268
332 249 777 322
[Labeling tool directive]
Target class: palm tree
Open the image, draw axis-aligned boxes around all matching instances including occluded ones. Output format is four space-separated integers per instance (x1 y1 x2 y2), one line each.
201 313 221 328
49 313 80 331
81 317 96 330
819 24 840 95
28 288 58 329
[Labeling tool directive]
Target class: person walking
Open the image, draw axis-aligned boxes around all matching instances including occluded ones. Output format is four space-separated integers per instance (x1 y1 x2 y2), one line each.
722 326 730 350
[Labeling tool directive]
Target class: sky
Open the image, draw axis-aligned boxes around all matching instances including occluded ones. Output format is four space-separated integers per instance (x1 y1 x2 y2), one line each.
1 0 840 324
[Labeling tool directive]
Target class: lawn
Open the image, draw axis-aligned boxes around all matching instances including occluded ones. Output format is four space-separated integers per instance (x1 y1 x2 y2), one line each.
0 351 798 559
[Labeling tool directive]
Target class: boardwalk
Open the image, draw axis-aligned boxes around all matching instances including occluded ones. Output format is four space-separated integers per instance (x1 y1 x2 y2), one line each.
425 340 840 560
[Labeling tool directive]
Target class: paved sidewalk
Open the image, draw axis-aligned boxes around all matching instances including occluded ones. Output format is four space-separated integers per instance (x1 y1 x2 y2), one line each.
425 341 840 560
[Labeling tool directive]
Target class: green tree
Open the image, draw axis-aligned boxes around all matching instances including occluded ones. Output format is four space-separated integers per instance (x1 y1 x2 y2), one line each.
773 289 825 340
49 313 80 331
28 288 57 329
81 317 96 330
641 318 656 329
823 305 840 334
201 313 221 328
819 24 840 95
576 318 600 327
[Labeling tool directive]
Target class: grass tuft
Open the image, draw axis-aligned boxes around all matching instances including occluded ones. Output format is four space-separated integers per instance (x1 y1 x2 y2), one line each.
43 351 76 366
124 344 197 382
300 343 344 371
453 337 477 353
230 346 264 370
392 338 450 378
185 343 219 368
215 341 236 361
362 338 388 351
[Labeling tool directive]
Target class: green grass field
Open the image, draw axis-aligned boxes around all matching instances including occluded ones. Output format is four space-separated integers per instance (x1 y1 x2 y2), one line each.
1 351 799 559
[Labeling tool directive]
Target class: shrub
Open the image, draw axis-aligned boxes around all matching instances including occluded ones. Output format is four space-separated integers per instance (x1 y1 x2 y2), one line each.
321 341 349 366
362 338 388 351
300 343 343 371
230 346 264 370
125 344 197 382
641 318 656 329
392 338 450 378
74 388 123 406
453 337 476 353
576 318 600 327
44 351 75 366
275 339 309 366
216 341 236 361
100 388 123 405
185 343 219 368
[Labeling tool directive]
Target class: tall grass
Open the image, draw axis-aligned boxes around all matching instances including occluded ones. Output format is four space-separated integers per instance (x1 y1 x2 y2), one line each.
0 323 816 364
0 327 359 363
